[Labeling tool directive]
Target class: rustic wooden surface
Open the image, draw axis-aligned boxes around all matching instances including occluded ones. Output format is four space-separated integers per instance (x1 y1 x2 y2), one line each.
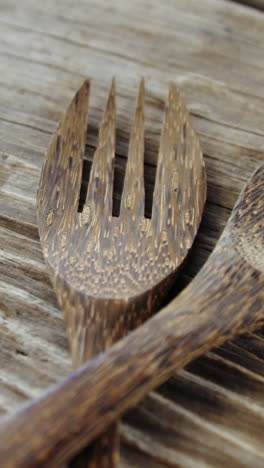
0 0 263 466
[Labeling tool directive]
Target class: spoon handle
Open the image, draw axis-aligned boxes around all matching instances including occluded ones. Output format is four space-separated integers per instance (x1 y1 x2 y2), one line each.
0 235 263 468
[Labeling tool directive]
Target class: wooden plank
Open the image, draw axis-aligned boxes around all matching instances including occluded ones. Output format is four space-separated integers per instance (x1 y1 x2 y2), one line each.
0 0 264 466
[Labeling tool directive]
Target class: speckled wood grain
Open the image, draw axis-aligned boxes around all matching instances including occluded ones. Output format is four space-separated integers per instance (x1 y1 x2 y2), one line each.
37 78 206 467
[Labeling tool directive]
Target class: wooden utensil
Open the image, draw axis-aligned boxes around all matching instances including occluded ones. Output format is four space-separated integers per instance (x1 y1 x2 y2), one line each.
1 163 263 468
36 79 206 466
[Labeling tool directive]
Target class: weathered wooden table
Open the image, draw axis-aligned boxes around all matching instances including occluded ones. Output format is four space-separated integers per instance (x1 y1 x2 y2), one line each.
0 0 263 466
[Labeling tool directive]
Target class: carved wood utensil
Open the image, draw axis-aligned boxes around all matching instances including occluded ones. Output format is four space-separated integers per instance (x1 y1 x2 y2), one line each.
36 79 206 466
0 163 263 468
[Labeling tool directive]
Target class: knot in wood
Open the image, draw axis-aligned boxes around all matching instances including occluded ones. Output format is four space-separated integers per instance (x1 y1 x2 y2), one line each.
81 203 95 226
171 169 179 191
46 209 55 226
125 193 135 210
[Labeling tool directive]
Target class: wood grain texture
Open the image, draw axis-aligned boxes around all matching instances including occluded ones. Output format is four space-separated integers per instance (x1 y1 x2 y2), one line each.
0 0 264 466
37 77 205 466
0 162 263 467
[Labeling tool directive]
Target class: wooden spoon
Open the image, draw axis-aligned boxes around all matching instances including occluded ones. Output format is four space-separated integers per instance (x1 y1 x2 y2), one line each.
36 79 206 466
1 163 263 468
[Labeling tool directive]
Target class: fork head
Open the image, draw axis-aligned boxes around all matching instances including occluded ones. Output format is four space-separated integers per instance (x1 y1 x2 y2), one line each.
37 79 206 363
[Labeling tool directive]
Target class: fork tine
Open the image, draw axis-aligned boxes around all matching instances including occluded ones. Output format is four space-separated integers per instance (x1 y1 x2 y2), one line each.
120 78 145 220
151 84 186 236
85 78 116 219
37 80 89 230
151 83 204 252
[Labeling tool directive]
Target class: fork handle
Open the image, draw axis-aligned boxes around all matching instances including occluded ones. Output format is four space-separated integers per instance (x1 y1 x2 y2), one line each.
68 423 119 468
0 236 263 467
68 328 120 468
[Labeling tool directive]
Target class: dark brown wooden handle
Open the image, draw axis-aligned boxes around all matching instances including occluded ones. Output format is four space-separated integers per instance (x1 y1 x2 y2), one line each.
68 422 119 468
70 332 120 468
0 236 263 468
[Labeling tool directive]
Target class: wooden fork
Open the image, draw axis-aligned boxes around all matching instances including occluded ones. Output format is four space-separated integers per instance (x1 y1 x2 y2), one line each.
36 79 206 466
